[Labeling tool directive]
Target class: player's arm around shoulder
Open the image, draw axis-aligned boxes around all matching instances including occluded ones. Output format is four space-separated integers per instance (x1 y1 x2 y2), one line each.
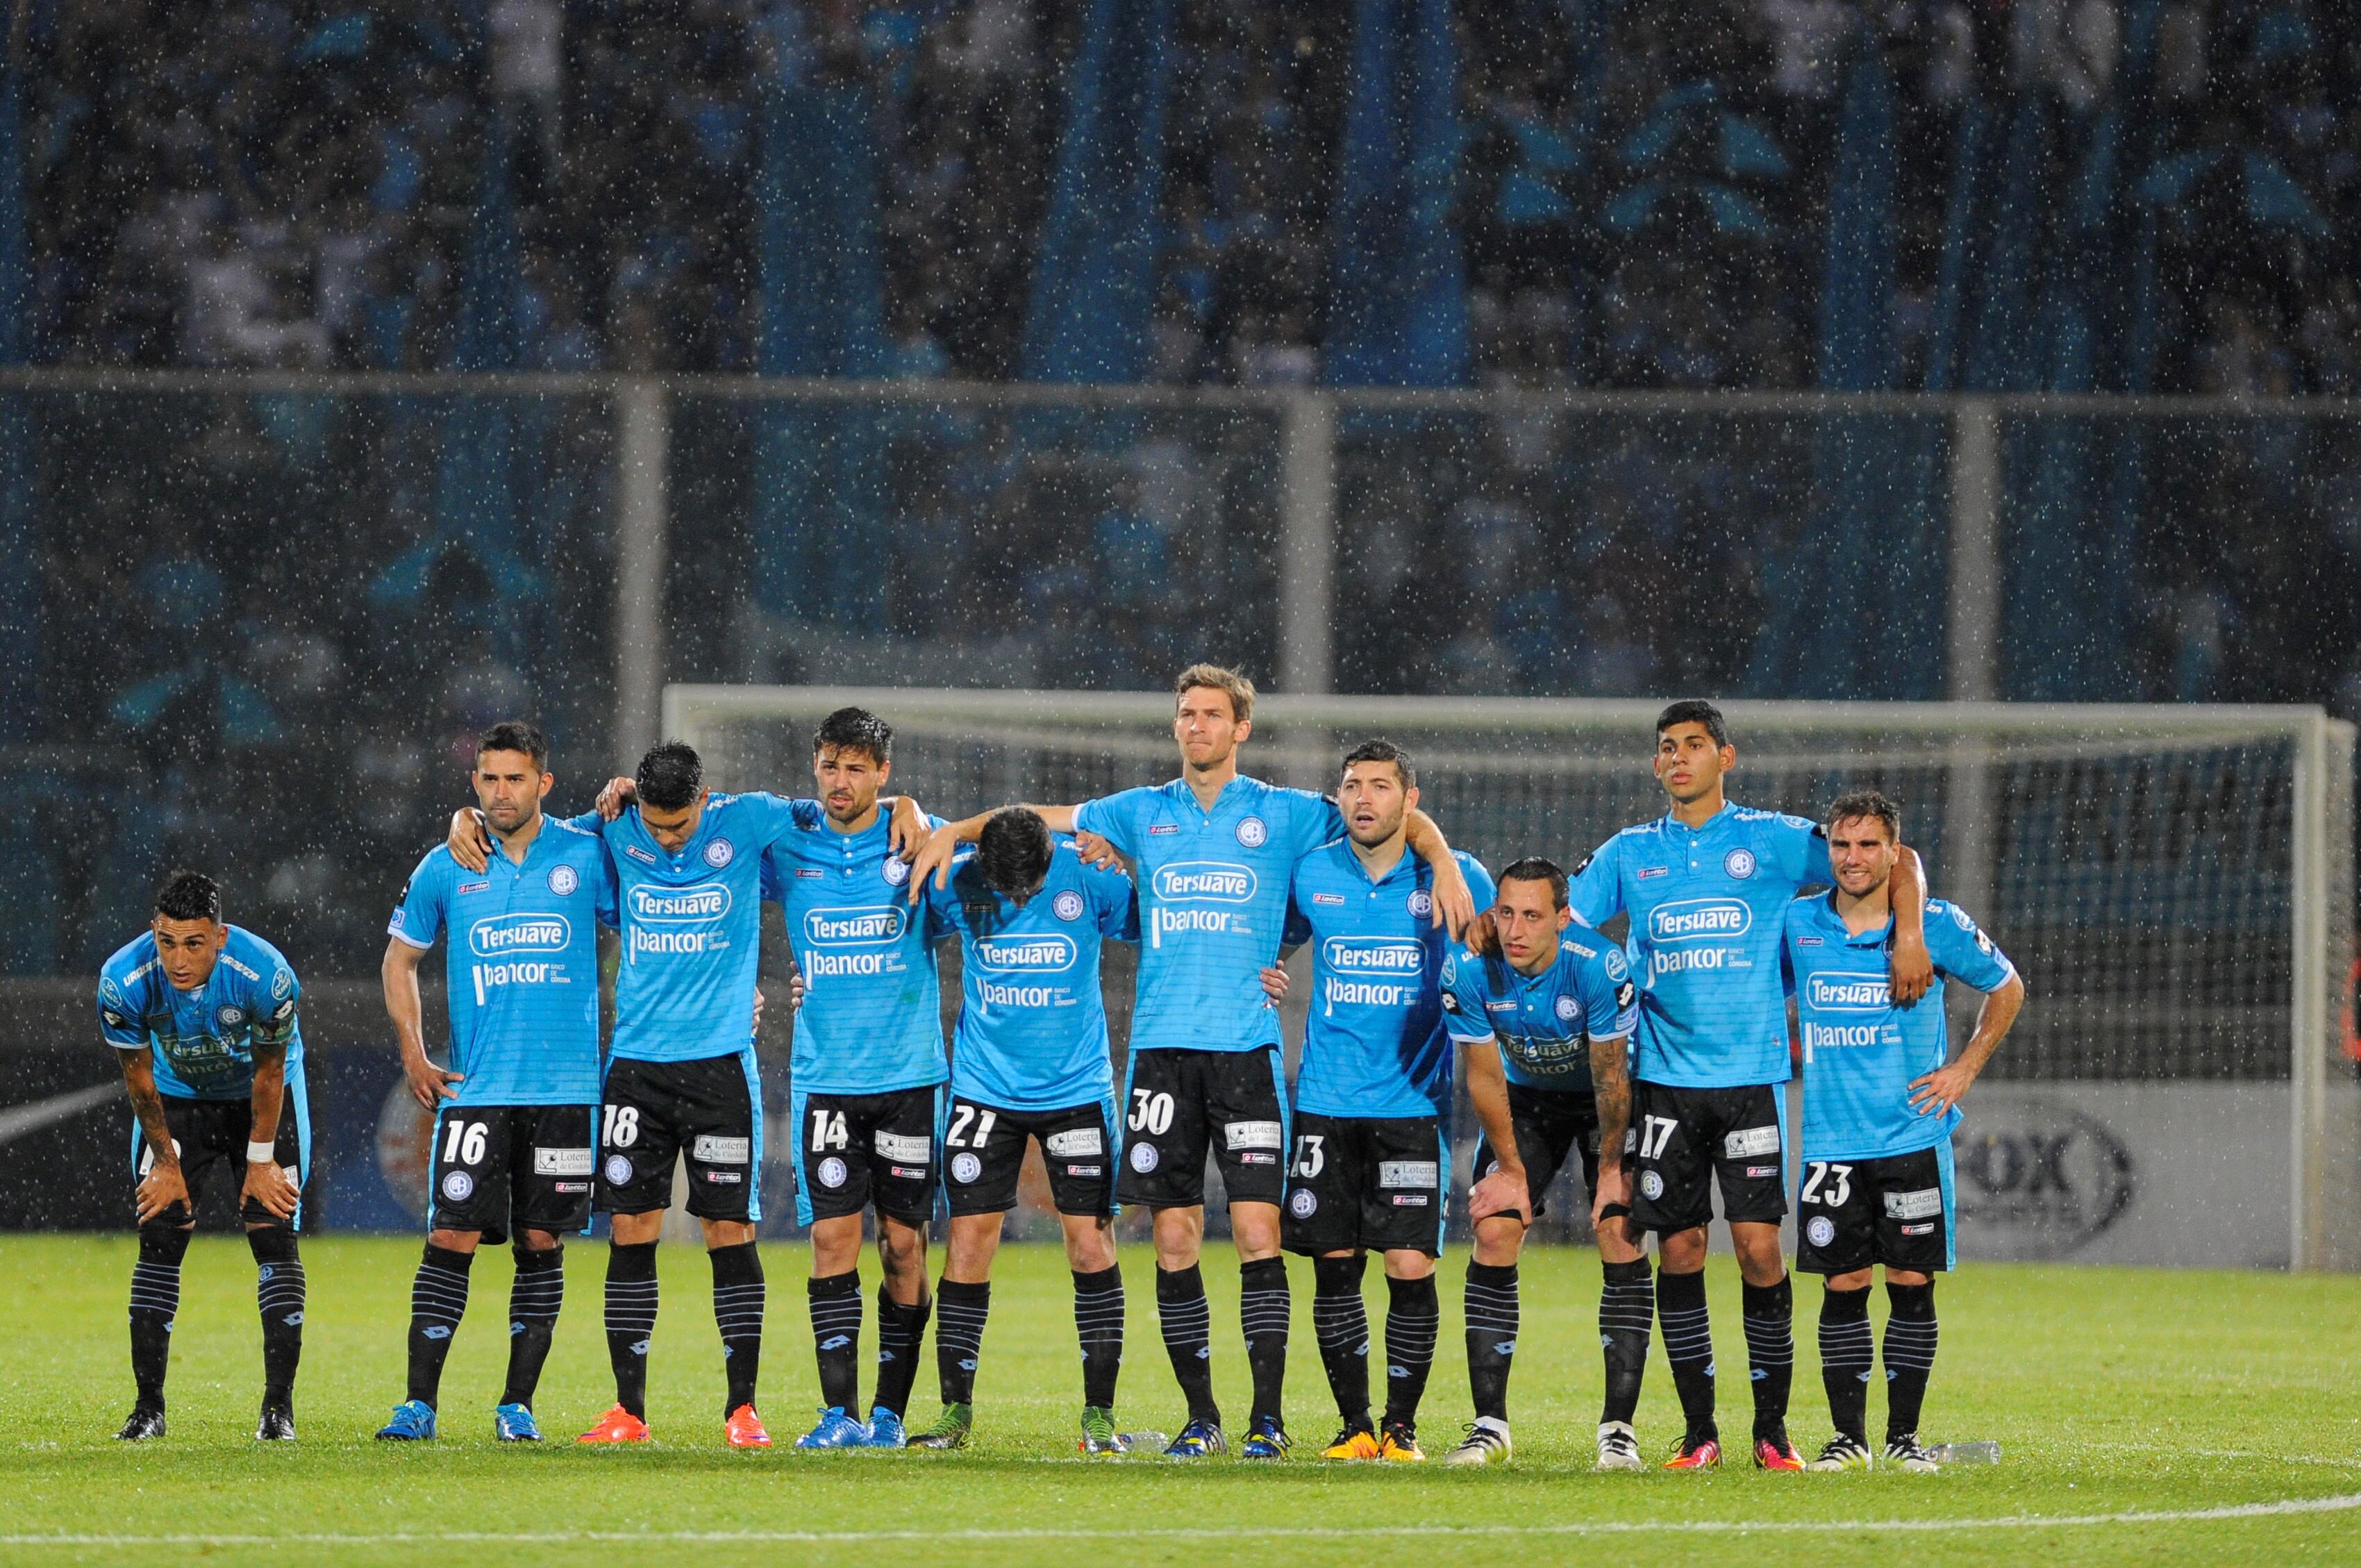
1885 844 1935 1004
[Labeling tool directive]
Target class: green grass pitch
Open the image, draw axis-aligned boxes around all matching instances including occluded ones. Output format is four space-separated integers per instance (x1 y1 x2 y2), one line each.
3 1234 2358 1567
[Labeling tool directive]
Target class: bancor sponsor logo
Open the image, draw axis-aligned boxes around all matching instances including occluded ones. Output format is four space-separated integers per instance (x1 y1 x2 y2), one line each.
632 885 731 924
1153 862 1257 903
469 915 572 957
972 933 1078 973
803 906 906 947
1649 898 1751 942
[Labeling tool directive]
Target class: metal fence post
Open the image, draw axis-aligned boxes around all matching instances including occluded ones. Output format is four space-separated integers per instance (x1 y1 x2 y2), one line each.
614 376 670 766
1942 399 2003 1042
1277 390 1337 790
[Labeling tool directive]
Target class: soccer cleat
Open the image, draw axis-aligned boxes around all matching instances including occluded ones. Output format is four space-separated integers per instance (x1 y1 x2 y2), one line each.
256 1404 297 1442
1442 1419 1512 1467
794 1405 870 1449
576 1405 651 1444
1807 1435 1874 1471
1377 1419 1424 1462
374 1399 437 1442
863 1408 908 1449
1753 1431 1806 1471
1883 1435 1939 1473
906 1403 971 1451
1162 1418 1226 1458
114 1408 166 1442
492 1403 543 1442
1662 1434 1721 1470
1594 1421 1644 1471
724 1404 772 1448
1240 1415 1291 1460
1078 1406 1128 1455
1320 1424 1383 1460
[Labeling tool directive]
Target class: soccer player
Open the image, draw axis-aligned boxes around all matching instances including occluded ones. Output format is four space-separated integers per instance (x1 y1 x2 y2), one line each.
908 665 1475 1458
444 740 926 1446
1785 790 2023 1472
906 807 1139 1452
1277 740 1495 1464
99 870 308 1442
1435 857 1641 1469
1567 699 1933 1470
375 722 617 1443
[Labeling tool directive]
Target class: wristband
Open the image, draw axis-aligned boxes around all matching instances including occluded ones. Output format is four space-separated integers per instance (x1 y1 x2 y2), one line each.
247 1140 278 1165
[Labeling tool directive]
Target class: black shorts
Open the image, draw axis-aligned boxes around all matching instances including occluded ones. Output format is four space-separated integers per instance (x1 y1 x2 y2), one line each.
1794 1144 1957 1276
1115 1046 1288 1210
1627 1080 1789 1235
597 1054 762 1223
1283 1112 1448 1257
1470 1081 1601 1221
131 1085 312 1231
791 1083 942 1228
942 1096 1119 1219
429 1103 595 1244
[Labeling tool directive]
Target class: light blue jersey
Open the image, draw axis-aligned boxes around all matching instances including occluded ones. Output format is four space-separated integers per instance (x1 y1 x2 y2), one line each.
1438 931 1636 1092
924 837 1138 1110
765 806 950 1096
1286 844 1495 1119
99 926 303 1101
1074 776 1342 1053
387 817 617 1106
1786 894 2016 1162
1569 801 1824 1090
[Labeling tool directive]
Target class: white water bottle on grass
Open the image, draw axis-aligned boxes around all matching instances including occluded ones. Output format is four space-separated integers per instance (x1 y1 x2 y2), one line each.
1927 1441 2001 1465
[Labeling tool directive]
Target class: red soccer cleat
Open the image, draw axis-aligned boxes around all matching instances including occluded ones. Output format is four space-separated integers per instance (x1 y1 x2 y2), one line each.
577 1405 651 1444
1663 1435 1723 1470
1753 1435 1805 1471
725 1404 772 1448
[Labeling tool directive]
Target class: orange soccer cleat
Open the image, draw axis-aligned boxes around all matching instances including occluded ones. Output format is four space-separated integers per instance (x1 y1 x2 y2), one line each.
1662 1435 1722 1470
577 1405 651 1444
725 1404 772 1448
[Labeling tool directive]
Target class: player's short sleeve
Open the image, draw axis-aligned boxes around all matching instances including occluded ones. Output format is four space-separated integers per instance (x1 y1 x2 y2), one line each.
1083 856 1140 942
251 951 301 1045
1073 787 1154 858
1928 901 2016 992
1279 787 1344 856
96 967 144 1050
1762 812 1826 887
1280 895 1312 951
758 851 785 905
924 853 974 933
387 851 448 950
592 851 620 927
1567 835 1624 927
736 790 814 851
1585 946 1638 1041
1438 949 1496 1045
561 809 605 835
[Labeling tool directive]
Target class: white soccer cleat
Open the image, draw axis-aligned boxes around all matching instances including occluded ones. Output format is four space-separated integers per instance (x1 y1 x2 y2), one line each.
1595 1421 1644 1471
1807 1435 1874 1471
1442 1418 1511 1466
1884 1435 1939 1473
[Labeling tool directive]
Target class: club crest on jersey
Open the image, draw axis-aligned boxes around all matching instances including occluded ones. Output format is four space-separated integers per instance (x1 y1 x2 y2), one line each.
817 1156 847 1189
1408 890 1434 917
1555 995 1578 1021
703 837 735 868
1724 848 1757 879
881 857 912 887
216 1004 245 1027
1052 890 1085 921
1806 1216 1837 1248
951 1152 983 1184
1290 1188 1317 1218
1640 1171 1665 1200
1235 816 1268 848
1129 1142 1160 1174
604 1155 633 1186
441 1169 474 1202
548 865 580 896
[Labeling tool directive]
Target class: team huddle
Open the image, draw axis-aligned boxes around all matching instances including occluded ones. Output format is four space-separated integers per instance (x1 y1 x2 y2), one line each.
98 669 2026 1471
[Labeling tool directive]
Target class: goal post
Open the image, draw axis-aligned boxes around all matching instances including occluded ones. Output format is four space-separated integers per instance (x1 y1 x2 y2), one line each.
666 685 2357 1271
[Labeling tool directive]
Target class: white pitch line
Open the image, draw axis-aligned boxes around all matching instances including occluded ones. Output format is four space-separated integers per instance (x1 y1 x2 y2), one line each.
4 1492 2358 1546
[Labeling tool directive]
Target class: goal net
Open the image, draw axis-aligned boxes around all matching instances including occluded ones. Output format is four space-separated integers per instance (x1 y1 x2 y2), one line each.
669 686 2358 1271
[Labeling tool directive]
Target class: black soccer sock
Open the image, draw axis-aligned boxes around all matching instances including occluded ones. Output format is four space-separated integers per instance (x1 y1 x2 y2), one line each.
1380 1272 1439 1429
1155 1263 1220 1426
1073 1265 1124 1409
1239 1256 1290 1428
247 1229 305 1408
1462 1260 1519 1424
1742 1274 1795 1440
501 1244 565 1408
872 1285 932 1418
603 1240 660 1419
128 1224 191 1411
1598 1258 1654 1426
935 1278 992 1407
403 1242 474 1406
1657 1265 1716 1443
1311 1253 1371 1430
1882 1281 1939 1443
806 1269 862 1415
710 1242 765 1416
1818 1284 1874 1445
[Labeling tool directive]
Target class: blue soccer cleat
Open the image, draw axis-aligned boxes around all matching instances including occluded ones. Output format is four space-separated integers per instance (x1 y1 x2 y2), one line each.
493 1403 543 1442
1241 1415 1292 1460
863 1407 908 1448
375 1399 437 1442
794 1406 870 1449
1163 1418 1226 1458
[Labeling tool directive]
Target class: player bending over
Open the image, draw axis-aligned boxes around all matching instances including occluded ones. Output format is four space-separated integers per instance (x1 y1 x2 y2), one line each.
906 808 1140 1452
1436 858 1640 1467
1785 790 2022 1472
101 871 308 1442
1568 700 1933 1470
910 664 1475 1459
1276 740 1496 1463
376 722 618 1443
